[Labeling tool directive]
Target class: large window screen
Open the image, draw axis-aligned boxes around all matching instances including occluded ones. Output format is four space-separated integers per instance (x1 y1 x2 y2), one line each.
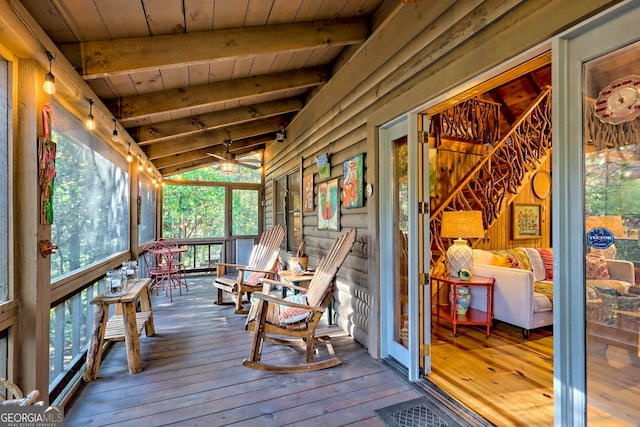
162 184 225 238
0 58 8 302
50 102 129 280
138 174 156 245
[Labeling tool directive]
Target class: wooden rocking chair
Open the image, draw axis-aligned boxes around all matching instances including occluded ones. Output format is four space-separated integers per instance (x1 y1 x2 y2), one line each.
243 228 357 372
213 224 285 314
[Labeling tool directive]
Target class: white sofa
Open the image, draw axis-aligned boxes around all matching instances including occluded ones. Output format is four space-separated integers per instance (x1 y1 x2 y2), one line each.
469 248 635 338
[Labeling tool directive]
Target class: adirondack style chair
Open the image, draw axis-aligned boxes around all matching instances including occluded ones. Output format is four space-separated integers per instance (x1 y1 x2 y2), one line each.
213 225 285 314
243 228 357 372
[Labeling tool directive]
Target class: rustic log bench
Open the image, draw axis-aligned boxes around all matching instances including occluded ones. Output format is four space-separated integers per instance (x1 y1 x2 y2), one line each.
84 278 155 382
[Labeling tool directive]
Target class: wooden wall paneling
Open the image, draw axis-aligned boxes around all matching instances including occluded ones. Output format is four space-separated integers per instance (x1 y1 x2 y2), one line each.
264 0 612 351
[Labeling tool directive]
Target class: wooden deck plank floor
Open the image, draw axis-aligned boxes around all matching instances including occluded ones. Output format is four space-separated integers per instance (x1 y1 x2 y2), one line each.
65 275 420 426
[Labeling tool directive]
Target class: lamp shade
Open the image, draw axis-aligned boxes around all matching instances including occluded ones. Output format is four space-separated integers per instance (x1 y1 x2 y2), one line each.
441 211 484 277
441 211 485 238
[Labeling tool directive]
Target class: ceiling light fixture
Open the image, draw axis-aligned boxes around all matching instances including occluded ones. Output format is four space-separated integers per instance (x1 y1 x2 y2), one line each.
111 118 119 142
275 128 286 143
138 155 143 171
146 162 152 173
86 99 95 130
43 51 56 95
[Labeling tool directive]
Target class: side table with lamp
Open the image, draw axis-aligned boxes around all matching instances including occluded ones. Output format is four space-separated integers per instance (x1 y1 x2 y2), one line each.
434 210 495 336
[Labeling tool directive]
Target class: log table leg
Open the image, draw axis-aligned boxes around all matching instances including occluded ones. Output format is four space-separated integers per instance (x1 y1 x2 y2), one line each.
121 301 143 374
84 303 108 382
139 286 155 337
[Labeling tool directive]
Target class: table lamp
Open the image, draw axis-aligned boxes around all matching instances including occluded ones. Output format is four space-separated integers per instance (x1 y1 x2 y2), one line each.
441 210 485 277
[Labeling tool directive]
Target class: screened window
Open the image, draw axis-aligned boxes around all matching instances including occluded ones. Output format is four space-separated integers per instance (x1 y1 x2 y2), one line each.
50 102 129 280
0 57 8 302
162 184 226 238
138 174 156 245
232 189 259 235
274 170 301 252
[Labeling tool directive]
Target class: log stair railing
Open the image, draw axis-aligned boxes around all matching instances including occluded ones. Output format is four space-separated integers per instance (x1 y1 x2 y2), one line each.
429 86 552 272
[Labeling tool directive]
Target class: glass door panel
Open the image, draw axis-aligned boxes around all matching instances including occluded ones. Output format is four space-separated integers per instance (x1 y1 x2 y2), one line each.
393 136 409 349
583 39 640 425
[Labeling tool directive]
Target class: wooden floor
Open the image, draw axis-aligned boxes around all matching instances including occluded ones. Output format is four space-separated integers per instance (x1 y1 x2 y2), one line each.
429 320 555 426
65 275 423 427
429 316 640 426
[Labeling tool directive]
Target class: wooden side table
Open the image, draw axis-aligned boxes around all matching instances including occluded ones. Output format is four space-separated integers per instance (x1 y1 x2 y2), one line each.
84 278 155 382
431 275 495 337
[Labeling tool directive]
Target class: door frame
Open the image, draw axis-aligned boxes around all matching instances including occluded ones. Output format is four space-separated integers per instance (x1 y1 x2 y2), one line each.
379 114 422 380
553 1 640 425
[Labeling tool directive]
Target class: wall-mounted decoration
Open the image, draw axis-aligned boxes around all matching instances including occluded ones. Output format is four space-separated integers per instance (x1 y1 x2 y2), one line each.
317 178 340 231
531 170 551 200
512 202 542 240
316 153 331 180
343 153 364 208
39 103 57 224
303 174 314 212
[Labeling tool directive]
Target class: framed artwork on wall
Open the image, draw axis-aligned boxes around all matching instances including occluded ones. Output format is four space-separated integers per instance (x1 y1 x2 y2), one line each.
303 174 314 212
512 202 542 239
343 153 364 208
317 178 340 231
316 154 331 180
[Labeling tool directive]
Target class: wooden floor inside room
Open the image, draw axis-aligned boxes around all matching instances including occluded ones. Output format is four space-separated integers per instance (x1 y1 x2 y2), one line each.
428 318 640 426
428 321 555 426
65 275 422 427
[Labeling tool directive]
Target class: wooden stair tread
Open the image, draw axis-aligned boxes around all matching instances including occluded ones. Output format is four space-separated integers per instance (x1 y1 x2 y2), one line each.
104 311 152 341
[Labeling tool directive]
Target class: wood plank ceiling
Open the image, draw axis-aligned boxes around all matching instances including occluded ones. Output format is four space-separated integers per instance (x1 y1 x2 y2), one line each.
21 0 387 177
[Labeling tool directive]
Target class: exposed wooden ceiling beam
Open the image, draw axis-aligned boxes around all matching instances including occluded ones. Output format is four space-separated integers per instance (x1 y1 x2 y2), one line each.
130 98 302 145
59 18 368 79
109 67 328 124
152 135 271 170
143 117 284 160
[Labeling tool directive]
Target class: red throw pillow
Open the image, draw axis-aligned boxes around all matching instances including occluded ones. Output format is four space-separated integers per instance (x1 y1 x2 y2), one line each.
537 248 554 280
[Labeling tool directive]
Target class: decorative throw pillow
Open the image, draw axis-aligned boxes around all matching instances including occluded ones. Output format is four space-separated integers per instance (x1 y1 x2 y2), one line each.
537 248 554 280
279 294 311 324
243 270 265 286
491 254 512 268
585 253 610 280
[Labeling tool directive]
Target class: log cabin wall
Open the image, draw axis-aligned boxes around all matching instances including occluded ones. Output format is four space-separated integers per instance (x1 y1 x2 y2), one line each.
263 0 621 356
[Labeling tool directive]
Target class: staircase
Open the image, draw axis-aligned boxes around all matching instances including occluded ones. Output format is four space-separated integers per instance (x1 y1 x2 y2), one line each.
429 86 552 271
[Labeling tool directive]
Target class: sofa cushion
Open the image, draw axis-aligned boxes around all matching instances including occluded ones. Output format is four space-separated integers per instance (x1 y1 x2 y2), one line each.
524 248 546 282
472 249 496 265
537 248 554 280
491 248 532 271
492 254 512 268
533 292 553 312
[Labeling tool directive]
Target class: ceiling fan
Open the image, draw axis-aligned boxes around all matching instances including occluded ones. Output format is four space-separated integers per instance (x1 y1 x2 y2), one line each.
206 140 260 173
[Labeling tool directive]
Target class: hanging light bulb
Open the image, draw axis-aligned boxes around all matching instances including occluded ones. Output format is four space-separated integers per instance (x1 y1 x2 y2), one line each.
126 142 133 163
111 118 119 142
86 99 95 130
138 155 143 171
146 162 152 173
43 51 56 95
